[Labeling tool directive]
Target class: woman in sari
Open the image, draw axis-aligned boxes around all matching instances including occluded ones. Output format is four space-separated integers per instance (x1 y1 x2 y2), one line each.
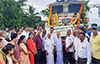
18 35 30 64
10 33 19 64
27 32 37 64
0 43 15 64
0 38 5 64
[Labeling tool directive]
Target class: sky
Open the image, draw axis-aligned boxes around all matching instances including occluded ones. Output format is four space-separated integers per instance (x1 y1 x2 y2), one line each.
27 0 56 12
26 0 56 20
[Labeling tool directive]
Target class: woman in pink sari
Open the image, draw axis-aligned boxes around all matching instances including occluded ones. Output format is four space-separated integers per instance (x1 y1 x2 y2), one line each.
18 35 30 64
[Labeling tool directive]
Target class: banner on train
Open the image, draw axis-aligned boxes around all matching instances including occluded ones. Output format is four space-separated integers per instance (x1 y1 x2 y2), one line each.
46 25 71 36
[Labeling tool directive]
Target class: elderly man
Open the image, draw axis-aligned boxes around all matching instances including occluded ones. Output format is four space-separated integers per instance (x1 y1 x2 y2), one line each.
45 33 54 64
0 30 8 47
54 32 64 64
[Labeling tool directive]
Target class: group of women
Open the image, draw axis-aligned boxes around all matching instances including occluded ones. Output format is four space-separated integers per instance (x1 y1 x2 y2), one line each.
0 32 37 64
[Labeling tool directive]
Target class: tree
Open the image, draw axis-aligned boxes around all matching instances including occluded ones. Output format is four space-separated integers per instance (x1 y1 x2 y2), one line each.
98 25 100 31
0 0 43 29
22 5 42 27
0 0 26 29
81 0 90 26
40 8 50 18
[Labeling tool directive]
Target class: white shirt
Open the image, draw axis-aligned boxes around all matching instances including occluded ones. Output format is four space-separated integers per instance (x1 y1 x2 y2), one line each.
40 32 42 38
7 56 13 64
73 37 80 50
6 32 11 41
0 37 8 47
75 40 92 64
51 33 55 42
42 36 46 51
36 30 43 37
18 35 21 39
35 30 37 33
85 33 89 38
65 35 75 52
74 37 88 50
21 30 29 40
45 38 54 54
54 37 63 52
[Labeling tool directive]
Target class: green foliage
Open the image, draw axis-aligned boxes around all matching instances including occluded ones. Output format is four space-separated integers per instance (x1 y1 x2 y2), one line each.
40 8 50 17
0 0 43 29
98 25 100 31
82 0 90 26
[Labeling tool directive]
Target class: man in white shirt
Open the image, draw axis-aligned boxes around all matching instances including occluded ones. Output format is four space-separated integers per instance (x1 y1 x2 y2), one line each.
6 28 12 41
54 32 64 64
50 27 55 41
75 32 92 64
16 29 22 39
45 33 54 64
39 26 43 38
0 30 8 47
41 32 47 64
49 27 56 63
11 27 16 33
65 29 75 64
21 26 29 40
73 30 80 60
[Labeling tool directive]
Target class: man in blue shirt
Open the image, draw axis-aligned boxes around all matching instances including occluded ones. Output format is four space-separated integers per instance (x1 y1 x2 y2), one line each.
84 26 91 37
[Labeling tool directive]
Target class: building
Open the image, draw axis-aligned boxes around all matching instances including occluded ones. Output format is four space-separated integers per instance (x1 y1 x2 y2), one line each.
52 0 82 15
51 0 82 23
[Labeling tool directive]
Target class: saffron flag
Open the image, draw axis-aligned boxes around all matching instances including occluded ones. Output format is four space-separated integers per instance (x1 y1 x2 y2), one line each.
77 1 84 29
50 4 54 27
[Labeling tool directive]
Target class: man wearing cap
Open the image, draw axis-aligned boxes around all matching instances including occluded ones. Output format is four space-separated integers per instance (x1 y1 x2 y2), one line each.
91 23 100 36
90 26 100 64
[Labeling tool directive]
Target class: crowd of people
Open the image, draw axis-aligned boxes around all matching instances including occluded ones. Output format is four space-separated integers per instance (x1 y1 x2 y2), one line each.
0 23 100 64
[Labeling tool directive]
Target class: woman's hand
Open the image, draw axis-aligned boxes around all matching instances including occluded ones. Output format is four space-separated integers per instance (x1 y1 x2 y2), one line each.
28 51 31 54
